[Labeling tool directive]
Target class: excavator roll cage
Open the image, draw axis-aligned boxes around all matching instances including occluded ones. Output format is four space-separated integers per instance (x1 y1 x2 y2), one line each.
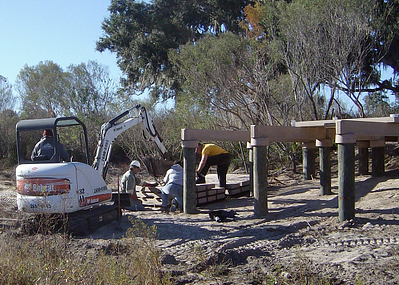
16 117 90 165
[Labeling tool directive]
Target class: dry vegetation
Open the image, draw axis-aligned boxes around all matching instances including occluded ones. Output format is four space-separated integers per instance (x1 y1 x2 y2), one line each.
0 221 171 284
1 147 399 284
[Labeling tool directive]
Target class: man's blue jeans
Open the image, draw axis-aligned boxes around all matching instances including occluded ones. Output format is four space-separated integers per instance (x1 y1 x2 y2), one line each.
161 183 183 208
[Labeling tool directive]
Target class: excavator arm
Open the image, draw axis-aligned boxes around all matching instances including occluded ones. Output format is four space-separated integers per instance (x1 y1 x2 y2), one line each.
92 105 170 179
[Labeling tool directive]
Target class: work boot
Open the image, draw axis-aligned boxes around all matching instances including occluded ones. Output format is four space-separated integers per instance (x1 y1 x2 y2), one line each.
196 172 206 184
170 199 178 213
196 177 205 184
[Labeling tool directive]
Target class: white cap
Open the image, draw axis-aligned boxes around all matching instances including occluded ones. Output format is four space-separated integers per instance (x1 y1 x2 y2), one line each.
130 160 140 168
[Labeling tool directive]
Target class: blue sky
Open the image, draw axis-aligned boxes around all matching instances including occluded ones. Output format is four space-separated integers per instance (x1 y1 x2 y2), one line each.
0 0 121 85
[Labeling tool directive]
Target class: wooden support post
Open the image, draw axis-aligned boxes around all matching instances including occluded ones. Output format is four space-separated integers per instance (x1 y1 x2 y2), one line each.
357 141 369 175
247 142 253 197
182 141 198 214
371 141 385 177
317 139 333 196
338 143 356 222
302 142 316 181
253 145 268 217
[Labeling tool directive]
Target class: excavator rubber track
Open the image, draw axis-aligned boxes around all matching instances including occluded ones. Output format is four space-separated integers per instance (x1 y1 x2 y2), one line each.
67 204 121 236
20 203 121 236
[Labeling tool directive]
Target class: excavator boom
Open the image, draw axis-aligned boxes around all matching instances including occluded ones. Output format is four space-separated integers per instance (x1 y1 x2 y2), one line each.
92 105 168 179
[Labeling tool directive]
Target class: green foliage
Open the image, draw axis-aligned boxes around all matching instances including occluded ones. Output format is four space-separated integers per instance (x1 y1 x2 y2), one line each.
373 0 399 75
16 61 68 118
174 32 294 130
0 77 18 163
364 91 393 117
66 61 118 119
65 61 120 157
0 76 14 111
97 0 251 101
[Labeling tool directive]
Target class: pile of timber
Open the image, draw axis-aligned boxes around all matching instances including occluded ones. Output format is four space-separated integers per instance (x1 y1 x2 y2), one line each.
133 180 251 208
196 180 251 205
138 186 162 206
196 184 226 205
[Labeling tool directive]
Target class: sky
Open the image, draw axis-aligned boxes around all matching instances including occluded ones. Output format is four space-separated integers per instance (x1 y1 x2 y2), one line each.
0 0 122 86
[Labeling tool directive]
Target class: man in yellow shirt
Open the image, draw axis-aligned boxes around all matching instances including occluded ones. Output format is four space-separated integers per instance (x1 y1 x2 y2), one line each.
196 143 231 187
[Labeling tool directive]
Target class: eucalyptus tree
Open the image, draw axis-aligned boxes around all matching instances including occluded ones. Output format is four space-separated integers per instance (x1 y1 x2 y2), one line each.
169 32 291 129
0 76 18 162
16 61 68 119
0 76 14 112
65 61 120 156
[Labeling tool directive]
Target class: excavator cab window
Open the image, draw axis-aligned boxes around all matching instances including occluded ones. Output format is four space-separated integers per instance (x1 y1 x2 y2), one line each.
16 117 90 165
17 129 46 163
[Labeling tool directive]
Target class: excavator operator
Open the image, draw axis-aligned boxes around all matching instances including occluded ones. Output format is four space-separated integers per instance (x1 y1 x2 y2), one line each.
31 129 70 162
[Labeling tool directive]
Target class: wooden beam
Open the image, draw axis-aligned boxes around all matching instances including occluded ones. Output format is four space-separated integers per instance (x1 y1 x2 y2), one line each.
336 119 399 137
295 115 399 128
251 125 332 142
183 147 198 214
294 119 336 128
319 146 332 195
253 145 268 217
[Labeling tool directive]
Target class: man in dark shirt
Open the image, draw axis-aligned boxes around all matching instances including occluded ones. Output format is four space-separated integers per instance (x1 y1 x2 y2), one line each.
31 129 69 162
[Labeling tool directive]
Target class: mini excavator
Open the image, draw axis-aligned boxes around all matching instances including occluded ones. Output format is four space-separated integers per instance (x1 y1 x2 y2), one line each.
15 105 171 235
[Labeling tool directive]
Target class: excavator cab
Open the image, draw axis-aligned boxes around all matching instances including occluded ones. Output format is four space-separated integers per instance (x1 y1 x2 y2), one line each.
16 117 90 165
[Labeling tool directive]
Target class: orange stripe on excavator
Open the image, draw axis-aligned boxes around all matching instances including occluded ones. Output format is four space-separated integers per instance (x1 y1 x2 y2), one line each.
17 178 70 196
82 193 112 206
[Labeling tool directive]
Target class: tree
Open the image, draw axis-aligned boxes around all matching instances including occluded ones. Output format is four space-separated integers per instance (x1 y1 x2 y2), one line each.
15 61 68 119
364 92 392 116
0 76 14 112
96 0 253 101
66 61 117 118
0 77 18 163
370 0 399 94
64 61 120 157
170 32 292 129
275 0 375 119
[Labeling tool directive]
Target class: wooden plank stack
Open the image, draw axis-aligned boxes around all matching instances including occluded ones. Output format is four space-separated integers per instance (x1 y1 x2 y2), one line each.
196 179 251 205
196 183 214 205
132 179 252 208
224 180 251 196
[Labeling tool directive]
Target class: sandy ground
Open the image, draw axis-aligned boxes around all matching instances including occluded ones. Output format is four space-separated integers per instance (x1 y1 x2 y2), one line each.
1 167 399 284
87 171 399 284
